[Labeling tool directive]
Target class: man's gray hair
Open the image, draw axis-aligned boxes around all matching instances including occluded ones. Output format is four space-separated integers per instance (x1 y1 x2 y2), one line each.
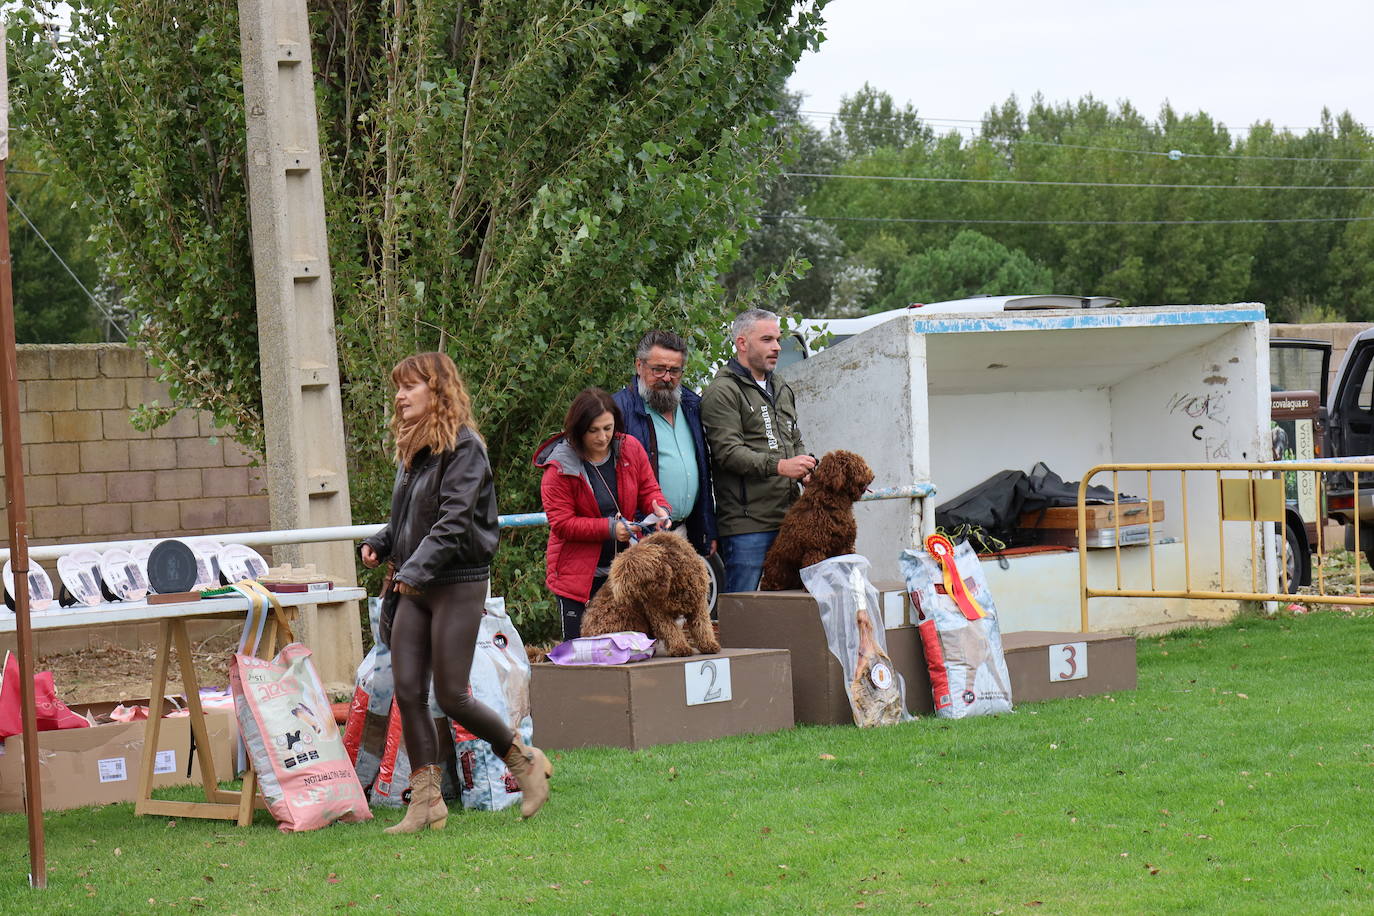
634 329 689 362
731 308 779 342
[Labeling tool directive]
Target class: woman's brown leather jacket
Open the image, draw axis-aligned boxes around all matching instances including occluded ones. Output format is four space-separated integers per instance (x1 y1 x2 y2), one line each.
361 426 499 588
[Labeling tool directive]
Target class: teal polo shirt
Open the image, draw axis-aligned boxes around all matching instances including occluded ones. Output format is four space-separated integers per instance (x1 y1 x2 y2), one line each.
649 406 699 522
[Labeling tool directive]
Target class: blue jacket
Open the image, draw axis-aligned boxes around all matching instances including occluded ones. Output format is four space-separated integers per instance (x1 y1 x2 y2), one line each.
613 381 717 554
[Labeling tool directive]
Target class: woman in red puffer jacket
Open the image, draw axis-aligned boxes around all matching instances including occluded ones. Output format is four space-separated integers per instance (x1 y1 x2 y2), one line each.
533 387 671 639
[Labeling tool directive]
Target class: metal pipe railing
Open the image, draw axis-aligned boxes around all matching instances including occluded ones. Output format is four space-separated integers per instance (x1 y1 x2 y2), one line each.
1078 458 1374 631
0 482 937 565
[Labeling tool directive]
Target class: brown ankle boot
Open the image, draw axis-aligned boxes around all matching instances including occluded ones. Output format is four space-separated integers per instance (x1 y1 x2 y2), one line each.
384 764 447 834
501 735 553 819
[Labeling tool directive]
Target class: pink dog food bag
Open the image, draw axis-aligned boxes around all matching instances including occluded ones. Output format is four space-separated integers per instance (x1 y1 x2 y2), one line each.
230 643 372 832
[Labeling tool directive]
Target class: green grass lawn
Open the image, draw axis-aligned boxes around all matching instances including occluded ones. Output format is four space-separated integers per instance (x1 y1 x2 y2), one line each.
1 609 1371 914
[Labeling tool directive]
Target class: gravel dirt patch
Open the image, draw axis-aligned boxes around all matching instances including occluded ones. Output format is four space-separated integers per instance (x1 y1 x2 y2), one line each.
38 630 238 705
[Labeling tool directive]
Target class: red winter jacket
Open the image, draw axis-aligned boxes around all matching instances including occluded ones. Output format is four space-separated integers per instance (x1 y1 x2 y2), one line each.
533 432 669 602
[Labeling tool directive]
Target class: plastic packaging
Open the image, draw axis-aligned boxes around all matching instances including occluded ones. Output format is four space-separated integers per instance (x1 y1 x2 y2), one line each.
455 597 534 811
98 547 149 602
799 555 912 727
547 631 656 666
57 549 104 607
3 560 55 612
900 536 1014 719
217 544 269 583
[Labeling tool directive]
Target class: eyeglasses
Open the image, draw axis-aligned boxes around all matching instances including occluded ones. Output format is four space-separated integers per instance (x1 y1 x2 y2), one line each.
645 365 684 378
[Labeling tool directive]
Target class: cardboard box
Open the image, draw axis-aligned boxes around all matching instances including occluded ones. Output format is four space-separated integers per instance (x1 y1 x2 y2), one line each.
721 593 1137 717
0 699 236 812
530 648 793 750
1001 630 1137 703
718 591 933 724
1019 500 1165 530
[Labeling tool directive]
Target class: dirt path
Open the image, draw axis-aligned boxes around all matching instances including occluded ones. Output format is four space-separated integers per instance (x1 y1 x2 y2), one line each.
39 630 238 705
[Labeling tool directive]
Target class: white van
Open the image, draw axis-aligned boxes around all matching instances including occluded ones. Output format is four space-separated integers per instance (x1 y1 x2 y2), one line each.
778 295 1122 369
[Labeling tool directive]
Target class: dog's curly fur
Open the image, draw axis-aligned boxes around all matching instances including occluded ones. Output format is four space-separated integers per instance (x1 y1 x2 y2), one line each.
580 531 720 657
759 449 875 591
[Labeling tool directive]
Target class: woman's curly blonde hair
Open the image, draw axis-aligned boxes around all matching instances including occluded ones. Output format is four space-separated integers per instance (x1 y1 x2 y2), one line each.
388 352 479 466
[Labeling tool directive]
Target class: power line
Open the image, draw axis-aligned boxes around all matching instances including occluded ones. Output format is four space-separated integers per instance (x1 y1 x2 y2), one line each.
771 111 1374 163
781 108 1370 137
783 171 1374 192
6 192 127 341
764 213 1374 227
1011 138 1373 164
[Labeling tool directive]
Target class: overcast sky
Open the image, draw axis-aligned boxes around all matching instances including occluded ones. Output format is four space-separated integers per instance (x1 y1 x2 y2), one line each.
788 0 1372 137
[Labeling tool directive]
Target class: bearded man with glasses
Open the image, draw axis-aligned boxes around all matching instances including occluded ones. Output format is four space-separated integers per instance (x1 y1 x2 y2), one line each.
612 329 718 561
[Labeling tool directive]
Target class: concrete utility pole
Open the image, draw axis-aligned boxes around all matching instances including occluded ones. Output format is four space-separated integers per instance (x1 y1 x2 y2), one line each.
238 0 360 687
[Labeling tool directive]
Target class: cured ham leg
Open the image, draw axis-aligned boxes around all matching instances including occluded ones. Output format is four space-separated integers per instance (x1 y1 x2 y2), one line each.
848 570 904 727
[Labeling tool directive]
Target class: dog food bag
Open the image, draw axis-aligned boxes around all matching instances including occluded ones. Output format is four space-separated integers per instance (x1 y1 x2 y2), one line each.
345 599 393 793
900 535 1013 719
546 631 656 666
800 555 913 727
230 642 372 832
370 701 413 807
455 597 534 812
346 598 462 808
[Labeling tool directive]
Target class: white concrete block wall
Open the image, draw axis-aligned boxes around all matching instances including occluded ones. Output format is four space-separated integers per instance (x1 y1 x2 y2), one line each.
788 305 1272 633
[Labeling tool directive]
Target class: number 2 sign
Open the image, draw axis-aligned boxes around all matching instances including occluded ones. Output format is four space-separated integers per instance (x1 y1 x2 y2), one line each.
1049 642 1088 682
684 658 732 706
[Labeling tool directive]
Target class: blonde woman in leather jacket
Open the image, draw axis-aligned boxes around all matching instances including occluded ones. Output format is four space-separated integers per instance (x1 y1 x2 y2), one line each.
360 352 551 832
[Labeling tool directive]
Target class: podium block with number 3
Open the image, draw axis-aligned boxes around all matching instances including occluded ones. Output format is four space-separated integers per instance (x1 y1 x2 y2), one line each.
1049 641 1088 681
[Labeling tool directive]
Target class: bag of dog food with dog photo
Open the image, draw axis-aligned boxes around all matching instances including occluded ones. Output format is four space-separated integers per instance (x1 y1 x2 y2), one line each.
900 534 1013 719
800 555 912 728
231 641 372 832
454 597 534 812
546 631 656 666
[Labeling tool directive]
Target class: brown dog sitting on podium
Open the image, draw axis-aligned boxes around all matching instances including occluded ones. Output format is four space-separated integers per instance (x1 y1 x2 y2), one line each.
759 450 875 591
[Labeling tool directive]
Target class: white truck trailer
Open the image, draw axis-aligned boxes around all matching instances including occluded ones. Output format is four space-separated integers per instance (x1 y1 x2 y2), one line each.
784 303 1271 633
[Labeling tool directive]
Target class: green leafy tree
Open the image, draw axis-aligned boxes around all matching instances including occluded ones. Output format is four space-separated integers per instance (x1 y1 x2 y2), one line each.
885 229 1052 306
14 0 828 640
803 89 1374 316
724 90 847 315
7 149 109 342
828 82 931 158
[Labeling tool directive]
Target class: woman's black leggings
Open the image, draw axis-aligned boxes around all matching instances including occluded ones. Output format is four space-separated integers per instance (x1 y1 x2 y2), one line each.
390 579 514 768
556 575 608 640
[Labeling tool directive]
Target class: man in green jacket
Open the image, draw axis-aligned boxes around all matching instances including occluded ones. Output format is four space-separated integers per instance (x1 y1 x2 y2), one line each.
701 308 815 593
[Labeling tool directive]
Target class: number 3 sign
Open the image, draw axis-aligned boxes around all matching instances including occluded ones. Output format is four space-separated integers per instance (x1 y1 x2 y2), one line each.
1049 642 1088 682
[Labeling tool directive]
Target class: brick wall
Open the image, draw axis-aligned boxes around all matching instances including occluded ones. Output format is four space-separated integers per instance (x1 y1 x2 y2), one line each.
1 344 270 656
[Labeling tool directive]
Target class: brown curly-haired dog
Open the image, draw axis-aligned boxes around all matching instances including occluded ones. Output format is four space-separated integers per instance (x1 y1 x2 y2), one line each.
581 531 720 657
759 449 875 591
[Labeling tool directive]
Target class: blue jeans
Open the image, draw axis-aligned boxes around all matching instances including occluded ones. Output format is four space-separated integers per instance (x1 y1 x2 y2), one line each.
719 531 778 594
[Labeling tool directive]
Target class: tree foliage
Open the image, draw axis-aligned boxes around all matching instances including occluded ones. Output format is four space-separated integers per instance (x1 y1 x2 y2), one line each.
827 82 930 159
13 0 827 639
886 229 1052 307
752 88 1374 318
7 149 110 343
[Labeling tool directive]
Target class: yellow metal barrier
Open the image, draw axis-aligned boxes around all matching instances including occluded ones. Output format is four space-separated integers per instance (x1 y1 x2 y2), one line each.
1077 461 1374 631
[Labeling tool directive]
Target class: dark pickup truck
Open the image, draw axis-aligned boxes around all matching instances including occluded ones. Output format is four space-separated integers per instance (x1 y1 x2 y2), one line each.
1323 327 1374 565
1270 338 1330 591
